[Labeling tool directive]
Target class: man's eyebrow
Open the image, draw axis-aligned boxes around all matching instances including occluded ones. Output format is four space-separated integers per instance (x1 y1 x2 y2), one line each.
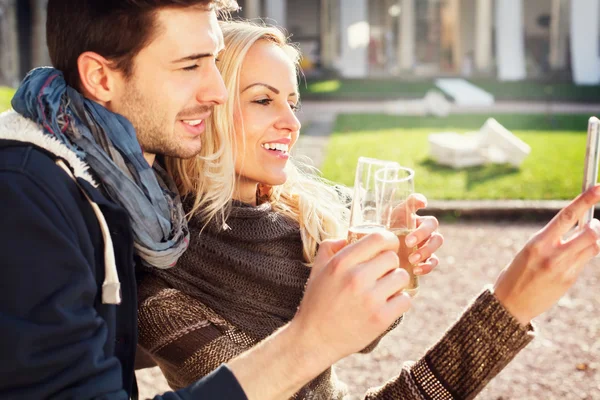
171 52 216 63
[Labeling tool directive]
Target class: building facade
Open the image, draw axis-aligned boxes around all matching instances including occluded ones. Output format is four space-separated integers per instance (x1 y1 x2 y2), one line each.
238 0 598 84
0 0 49 86
1 0 598 85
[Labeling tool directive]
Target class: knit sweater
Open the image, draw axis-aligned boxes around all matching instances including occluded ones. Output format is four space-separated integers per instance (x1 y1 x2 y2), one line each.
137 201 535 399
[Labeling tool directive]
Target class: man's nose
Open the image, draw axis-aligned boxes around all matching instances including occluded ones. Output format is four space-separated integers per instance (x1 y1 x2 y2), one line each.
198 62 228 106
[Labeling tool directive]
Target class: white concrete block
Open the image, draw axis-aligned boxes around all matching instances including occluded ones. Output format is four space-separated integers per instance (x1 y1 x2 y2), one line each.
435 79 495 106
423 90 452 118
479 118 531 167
428 132 487 168
427 118 531 169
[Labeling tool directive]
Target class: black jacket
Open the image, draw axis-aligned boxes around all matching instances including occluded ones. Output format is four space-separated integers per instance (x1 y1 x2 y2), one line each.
0 111 247 399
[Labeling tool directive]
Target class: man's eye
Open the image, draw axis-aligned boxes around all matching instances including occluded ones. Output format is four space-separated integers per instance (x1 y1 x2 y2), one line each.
183 65 199 71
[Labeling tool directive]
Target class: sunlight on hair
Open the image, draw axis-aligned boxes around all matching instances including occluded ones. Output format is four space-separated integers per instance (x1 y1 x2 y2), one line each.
166 20 350 264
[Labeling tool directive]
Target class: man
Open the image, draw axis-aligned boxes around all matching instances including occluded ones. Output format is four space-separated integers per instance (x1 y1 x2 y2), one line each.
0 1 442 398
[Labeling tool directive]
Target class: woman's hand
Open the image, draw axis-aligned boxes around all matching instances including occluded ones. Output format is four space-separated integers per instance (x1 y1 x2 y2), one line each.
494 185 600 326
391 193 444 276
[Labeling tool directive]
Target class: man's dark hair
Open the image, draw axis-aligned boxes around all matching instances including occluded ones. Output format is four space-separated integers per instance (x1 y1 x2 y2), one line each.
47 0 238 89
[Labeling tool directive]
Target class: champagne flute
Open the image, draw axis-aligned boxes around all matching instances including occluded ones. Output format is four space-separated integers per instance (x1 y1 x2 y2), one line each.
375 165 419 297
347 157 401 244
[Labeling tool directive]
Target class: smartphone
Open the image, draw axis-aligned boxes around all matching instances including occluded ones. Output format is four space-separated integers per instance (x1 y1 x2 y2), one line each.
579 116 600 228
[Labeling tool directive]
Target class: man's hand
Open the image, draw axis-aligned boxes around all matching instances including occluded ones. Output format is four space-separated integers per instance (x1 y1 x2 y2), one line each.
290 231 411 370
229 231 410 400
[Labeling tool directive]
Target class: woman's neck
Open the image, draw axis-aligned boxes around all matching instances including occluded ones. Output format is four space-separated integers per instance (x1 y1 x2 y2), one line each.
234 179 259 206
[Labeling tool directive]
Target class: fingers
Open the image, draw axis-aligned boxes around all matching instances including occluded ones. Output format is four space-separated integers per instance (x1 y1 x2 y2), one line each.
404 193 428 213
312 239 348 274
555 220 600 270
350 249 400 292
319 239 348 256
373 267 409 299
376 291 412 325
558 219 600 259
390 193 428 228
542 185 600 240
572 240 600 277
408 231 443 263
323 231 399 277
413 254 439 276
405 216 442 275
406 215 440 247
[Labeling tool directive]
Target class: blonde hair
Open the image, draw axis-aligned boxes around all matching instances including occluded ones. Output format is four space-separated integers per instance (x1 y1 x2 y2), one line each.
166 20 349 263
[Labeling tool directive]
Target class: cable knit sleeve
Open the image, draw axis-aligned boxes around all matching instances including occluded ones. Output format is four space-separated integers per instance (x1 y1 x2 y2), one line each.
364 288 535 400
137 274 255 391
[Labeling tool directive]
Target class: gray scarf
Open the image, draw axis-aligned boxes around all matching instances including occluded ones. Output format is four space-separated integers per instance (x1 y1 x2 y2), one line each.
11 67 189 269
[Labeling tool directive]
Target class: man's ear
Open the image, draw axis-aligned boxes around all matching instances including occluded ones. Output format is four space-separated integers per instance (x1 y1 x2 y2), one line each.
76 51 121 103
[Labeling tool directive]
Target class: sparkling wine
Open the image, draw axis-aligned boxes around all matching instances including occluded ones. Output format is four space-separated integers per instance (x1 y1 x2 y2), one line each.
390 228 419 297
347 224 386 244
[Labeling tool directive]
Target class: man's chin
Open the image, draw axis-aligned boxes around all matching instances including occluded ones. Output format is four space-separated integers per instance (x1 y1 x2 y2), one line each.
148 143 202 161
177 134 203 159
167 147 202 160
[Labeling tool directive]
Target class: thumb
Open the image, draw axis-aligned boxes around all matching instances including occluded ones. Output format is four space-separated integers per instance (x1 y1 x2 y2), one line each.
312 238 347 274
407 193 428 212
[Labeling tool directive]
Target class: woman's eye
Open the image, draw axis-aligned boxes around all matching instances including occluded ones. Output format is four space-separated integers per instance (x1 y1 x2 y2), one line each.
290 103 301 112
254 99 272 106
183 65 199 71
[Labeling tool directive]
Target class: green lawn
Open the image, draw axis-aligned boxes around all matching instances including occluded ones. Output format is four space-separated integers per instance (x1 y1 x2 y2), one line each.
299 77 600 103
0 87 15 112
299 78 436 100
471 79 600 103
320 114 589 200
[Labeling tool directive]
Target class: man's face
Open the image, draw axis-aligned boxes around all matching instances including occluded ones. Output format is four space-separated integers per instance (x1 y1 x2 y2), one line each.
109 7 227 160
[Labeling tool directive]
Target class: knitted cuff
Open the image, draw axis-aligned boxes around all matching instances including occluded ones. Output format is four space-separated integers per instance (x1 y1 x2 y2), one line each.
411 288 535 400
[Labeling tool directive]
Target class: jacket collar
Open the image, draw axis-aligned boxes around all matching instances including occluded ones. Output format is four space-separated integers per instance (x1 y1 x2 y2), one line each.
0 109 120 305
0 109 97 187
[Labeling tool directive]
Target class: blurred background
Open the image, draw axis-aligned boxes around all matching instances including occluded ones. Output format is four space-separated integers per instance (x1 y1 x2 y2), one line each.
2 0 600 202
0 0 594 85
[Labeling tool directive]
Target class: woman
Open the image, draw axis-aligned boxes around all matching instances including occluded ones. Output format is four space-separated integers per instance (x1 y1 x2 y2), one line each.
137 20 600 399
138 20 441 398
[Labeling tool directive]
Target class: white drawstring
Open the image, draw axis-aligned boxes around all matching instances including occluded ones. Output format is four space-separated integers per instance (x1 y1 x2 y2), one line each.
56 160 121 305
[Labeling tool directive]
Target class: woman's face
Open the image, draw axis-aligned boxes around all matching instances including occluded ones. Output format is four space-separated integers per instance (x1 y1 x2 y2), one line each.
233 39 301 202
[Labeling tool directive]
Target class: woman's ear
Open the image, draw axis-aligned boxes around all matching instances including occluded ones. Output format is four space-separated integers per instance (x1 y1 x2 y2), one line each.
76 51 121 104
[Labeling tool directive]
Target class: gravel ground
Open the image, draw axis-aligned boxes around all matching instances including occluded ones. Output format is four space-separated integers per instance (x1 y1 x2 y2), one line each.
136 221 600 400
